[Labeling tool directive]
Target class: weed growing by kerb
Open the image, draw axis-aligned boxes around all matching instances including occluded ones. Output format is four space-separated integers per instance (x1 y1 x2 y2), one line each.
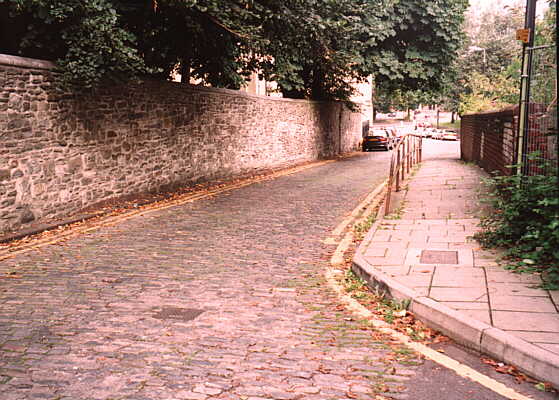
475 158 559 289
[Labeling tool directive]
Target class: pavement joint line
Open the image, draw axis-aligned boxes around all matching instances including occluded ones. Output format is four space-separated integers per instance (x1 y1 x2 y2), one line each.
0 158 338 261
482 267 496 326
325 267 533 400
327 180 534 400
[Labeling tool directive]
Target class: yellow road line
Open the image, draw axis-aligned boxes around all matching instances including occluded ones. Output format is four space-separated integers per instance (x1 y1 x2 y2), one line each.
0 159 336 261
327 182 533 400
331 180 386 237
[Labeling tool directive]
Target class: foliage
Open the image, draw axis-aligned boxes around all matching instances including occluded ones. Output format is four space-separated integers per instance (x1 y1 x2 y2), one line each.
0 0 468 102
0 0 148 89
371 0 468 112
370 0 468 93
475 158 559 289
445 1 526 115
455 0 556 115
251 0 391 100
438 120 461 130
373 86 431 119
530 1 557 106
458 70 518 114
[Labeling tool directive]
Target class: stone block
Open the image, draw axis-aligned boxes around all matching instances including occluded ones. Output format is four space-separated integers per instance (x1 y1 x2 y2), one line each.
0 169 9 181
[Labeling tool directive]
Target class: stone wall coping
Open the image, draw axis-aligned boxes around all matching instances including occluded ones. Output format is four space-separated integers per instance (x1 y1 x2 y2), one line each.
0 53 56 70
164 81 325 104
0 52 332 105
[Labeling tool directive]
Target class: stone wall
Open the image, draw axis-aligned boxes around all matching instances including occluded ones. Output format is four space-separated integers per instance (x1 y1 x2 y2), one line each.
0 54 362 232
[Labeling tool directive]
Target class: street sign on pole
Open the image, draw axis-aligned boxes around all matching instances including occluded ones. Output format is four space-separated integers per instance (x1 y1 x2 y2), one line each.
516 28 531 43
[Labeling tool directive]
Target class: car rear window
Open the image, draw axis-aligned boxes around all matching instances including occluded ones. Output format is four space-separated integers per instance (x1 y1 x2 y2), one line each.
367 130 388 137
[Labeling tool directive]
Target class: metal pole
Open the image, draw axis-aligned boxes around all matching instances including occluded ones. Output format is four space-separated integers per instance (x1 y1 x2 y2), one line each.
517 0 537 176
406 136 411 174
396 146 401 192
401 140 405 182
385 146 396 216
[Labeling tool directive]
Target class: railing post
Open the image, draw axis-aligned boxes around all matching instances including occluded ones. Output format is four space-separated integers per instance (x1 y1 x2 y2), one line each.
417 136 419 164
385 147 396 216
412 136 416 165
400 141 405 183
395 146 401 192
417 136 420 163
406 136 411 174
385 133 424 218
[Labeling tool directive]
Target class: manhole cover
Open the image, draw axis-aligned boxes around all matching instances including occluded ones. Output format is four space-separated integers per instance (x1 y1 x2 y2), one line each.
152 307 204 321
420 250 458 264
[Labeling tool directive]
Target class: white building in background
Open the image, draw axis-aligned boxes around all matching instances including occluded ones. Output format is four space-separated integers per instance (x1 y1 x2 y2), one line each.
239 71 282 97
351 76 374 126
241 73 373 128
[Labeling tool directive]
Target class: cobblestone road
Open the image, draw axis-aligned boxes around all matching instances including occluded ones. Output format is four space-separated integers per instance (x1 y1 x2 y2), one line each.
0 151 427 400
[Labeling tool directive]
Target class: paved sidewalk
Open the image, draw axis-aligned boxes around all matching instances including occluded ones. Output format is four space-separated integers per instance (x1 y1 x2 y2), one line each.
353 150 559 387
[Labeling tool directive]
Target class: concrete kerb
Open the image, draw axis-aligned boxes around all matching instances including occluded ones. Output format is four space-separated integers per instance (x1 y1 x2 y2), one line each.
351 183 559 388
481 328 559 388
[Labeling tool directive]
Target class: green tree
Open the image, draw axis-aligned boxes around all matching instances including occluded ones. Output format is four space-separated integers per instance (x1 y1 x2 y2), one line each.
453 0 525 114
370 0 468 117
369 0 468 93
530 0 557 106
0 0 468 103
0 0 148 88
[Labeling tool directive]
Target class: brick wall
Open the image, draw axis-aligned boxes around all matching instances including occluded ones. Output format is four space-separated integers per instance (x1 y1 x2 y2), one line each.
460 108 518 175
0 54 362 232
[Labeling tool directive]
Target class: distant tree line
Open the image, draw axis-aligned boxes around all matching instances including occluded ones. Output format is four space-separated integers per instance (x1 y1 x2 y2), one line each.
0 0 467 103
455 0 556 115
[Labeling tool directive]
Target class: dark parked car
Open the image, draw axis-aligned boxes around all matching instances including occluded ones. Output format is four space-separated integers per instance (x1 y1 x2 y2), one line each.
362 129 394 151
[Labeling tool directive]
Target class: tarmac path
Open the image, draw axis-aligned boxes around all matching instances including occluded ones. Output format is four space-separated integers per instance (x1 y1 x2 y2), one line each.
1 150 423 400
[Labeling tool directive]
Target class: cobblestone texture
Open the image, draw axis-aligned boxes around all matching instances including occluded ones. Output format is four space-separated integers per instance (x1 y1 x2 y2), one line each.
0 57 361 232
0 152 425 400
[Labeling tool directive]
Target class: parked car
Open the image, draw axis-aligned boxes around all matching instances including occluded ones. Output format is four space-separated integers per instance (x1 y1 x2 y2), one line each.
441 131 458 141
362 129 394 151
416 128 430 138
431 129 444 140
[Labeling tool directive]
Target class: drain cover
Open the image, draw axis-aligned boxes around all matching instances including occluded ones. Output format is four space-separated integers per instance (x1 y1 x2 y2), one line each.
152 307 204 321
420 250 458 264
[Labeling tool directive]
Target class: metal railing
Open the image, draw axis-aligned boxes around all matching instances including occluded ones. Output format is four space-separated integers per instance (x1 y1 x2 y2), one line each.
384 134 423 216
521 44 557 176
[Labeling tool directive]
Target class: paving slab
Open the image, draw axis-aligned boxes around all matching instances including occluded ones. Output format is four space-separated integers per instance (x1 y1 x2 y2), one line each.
353 147 559 387
430 287 488 302
490 295 557 312
493 312 559 332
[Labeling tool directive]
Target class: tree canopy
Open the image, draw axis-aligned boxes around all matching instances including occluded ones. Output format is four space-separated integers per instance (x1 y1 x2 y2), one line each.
449 0 556 115
0 0 468 102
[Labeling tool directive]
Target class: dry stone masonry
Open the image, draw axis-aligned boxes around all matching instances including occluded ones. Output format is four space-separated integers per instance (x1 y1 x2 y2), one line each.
0 54 362 232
